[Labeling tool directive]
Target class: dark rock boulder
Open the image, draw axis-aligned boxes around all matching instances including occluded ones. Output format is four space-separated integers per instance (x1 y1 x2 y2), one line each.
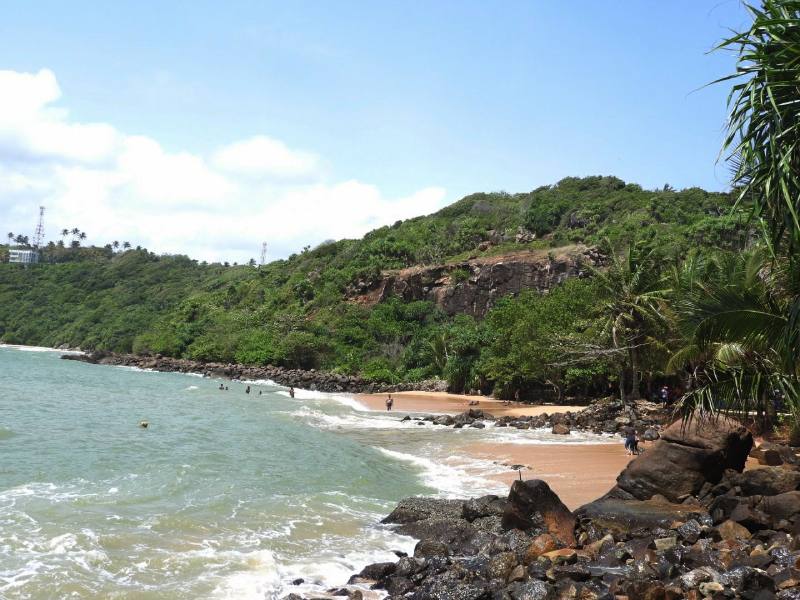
605 415 753 502
462 495 509 521
501 479 576 545
382 497 465 525
730 467 800 496
575 497 709 534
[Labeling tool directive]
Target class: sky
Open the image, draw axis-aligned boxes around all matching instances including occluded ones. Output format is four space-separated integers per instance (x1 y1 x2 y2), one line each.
0 1 751 263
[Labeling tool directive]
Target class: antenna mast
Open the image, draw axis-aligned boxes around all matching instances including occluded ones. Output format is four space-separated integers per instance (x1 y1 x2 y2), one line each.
259 242 268 266
33 206 45 248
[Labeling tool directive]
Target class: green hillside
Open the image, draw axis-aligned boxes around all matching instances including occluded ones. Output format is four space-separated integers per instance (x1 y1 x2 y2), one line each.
0 176 746 398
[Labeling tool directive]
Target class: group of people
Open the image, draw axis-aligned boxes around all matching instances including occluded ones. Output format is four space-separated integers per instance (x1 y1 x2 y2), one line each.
217 382 295 398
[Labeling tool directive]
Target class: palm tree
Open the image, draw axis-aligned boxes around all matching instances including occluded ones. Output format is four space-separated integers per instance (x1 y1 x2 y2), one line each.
592 242 669 400
61 228 69 240
6 232 13 245
670 248 798 433
79 232 87 242
122 241 131 250
677 1 800 438
112 241 119 251
71 228 80 237
716 0 800 252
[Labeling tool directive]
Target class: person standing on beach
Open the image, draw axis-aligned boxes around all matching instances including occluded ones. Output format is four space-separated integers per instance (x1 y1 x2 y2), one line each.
386 394 394 411
623 426 638 455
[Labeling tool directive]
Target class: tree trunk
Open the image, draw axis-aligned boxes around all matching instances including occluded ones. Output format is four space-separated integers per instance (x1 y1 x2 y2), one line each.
618 369 626 402
628 347 641 400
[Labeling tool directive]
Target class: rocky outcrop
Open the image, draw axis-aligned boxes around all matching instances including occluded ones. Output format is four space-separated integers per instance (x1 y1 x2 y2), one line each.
347 245 605 317
605 414 753 502
319 454 800 600
61 350 447 394
404 397 669 436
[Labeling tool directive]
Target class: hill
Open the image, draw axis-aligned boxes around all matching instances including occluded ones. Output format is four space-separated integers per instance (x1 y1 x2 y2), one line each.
0 176 746 398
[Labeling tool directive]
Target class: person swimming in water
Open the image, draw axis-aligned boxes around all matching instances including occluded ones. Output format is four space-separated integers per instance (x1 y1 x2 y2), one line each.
245 385 251 394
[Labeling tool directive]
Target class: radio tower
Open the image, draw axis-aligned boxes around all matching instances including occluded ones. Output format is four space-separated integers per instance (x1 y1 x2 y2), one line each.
32 206 45 248
259 242 268 266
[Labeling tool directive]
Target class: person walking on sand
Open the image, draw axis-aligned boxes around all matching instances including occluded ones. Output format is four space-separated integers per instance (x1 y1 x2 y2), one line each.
623 426 638 455
386 394 394 411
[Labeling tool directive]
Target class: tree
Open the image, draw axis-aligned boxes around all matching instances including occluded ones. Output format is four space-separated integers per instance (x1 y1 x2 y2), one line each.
79 232 87 241
61 228 69 240
591 242 668 400
717 0 800 251
6 232 12 245
676 1 800 438
123 241 131 250
112 241 120 250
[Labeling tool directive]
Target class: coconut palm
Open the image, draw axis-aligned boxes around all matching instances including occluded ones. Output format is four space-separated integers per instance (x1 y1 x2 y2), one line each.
61 228 69 240
122 241 131 250
112 241 119 250
591 241 669 400
7 232 13 244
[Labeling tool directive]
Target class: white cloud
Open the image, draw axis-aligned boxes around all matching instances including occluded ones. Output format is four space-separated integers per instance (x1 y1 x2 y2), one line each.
0 69 448 262
213 135 320 180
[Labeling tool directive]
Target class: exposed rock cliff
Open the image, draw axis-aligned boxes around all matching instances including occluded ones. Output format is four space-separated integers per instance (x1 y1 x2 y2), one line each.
347 244 605 317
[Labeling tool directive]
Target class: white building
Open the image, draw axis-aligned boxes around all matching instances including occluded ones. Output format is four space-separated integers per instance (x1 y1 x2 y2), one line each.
9 249 40 264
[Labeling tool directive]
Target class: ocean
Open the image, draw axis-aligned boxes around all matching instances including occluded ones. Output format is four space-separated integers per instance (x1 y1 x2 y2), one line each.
0 345 605 599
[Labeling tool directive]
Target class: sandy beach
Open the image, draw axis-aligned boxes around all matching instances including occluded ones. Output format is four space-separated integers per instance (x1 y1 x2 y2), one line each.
467 441 635 510
357 391 585 417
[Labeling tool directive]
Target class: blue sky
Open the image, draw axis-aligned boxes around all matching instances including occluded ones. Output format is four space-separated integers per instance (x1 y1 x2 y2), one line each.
0 1 750 261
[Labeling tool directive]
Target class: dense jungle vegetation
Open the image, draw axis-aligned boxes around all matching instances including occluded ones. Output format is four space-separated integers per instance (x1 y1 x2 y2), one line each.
0 176 745 402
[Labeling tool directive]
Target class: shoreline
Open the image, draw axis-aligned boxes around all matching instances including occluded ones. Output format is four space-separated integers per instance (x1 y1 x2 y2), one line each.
465 441 633 510
357 391 585 416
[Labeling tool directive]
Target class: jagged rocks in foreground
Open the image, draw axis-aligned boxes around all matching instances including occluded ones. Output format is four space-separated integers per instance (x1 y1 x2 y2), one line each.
290 415 800 600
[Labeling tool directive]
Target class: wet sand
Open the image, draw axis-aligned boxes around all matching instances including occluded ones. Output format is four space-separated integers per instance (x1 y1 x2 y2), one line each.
356 391 584 417
466 441 636 510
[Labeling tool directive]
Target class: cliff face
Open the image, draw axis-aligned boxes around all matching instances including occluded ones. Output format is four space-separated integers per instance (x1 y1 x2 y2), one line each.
347 244 604 317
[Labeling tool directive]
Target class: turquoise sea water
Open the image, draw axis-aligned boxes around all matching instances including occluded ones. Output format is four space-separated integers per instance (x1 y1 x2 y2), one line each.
0 346 606 599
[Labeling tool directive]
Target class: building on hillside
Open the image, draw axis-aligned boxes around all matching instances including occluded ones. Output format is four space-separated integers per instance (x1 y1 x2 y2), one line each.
9 249 40 264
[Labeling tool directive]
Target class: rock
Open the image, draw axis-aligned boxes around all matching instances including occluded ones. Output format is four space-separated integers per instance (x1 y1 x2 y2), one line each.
606 414 753 502
575 497 709 534
642 428 660 441
751 442 798 466
505 580 552 600
502 480 576 545
382 497 465 525
758 490 800 521
508 564 527 583
716 520 753 541
551 423 570 435
654 536 677 551
488 552 518 580
680 567 722 589
731 467 800 496
414 539 451 558
698 581 725 596
677 519 703 543
523 533 559 563
540 548 577 563
352 561 396 582
462 495 509 521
